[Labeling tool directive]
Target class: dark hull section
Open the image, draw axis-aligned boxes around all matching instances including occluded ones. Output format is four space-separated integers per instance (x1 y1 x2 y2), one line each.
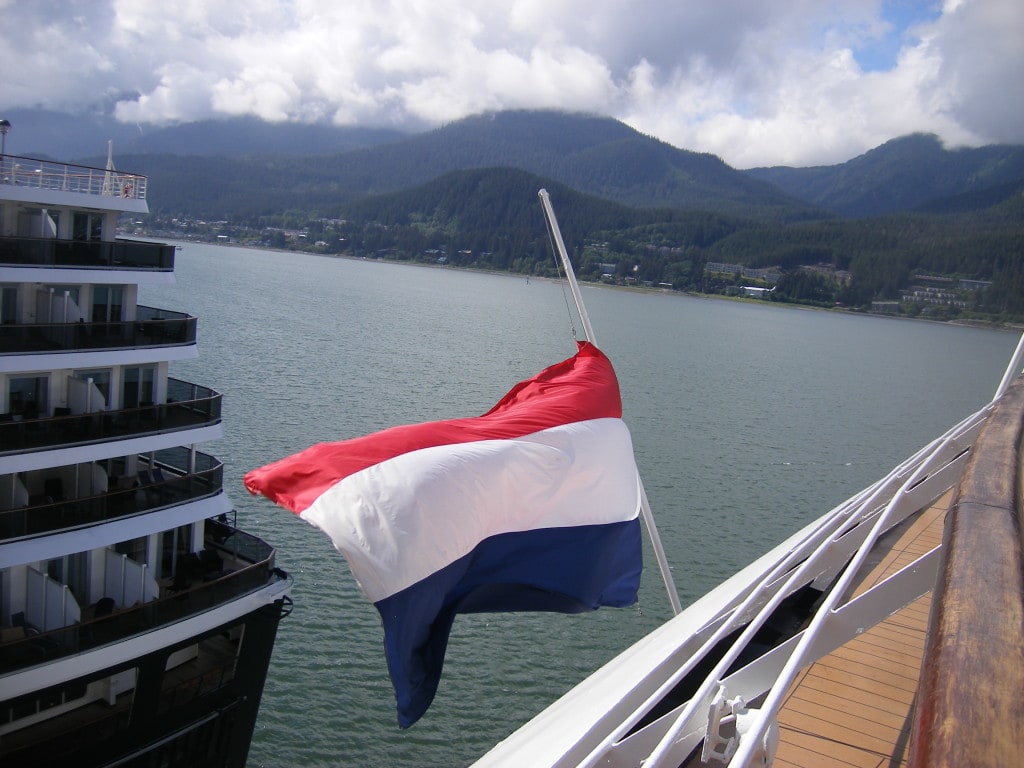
0 595 290 768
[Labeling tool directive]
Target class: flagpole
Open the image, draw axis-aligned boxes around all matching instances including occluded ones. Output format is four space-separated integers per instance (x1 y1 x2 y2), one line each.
539 189 682 616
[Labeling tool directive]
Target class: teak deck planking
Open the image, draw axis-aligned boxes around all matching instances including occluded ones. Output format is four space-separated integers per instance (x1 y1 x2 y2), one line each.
770 497 949 768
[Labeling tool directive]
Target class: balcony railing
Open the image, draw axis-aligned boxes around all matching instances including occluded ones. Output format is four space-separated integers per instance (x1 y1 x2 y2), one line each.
0 236 173 270
0 449 224 541
0 305 196 354
0 378 221 455
0 154 147 201
0 526 285 676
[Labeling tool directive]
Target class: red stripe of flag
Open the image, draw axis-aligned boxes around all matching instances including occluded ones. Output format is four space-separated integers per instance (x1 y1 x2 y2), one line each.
244 341 622 513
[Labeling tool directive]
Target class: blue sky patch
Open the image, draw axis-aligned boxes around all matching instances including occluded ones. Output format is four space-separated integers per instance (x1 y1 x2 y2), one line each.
853 1 943 72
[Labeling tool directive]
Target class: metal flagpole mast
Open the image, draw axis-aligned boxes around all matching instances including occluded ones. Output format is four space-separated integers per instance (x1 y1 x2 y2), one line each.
538 189 682 616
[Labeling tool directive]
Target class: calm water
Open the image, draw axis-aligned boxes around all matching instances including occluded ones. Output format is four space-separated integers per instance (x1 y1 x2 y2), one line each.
142 243 1019 768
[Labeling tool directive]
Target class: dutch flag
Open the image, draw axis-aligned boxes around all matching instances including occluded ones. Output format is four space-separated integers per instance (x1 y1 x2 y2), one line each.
245 342 642 727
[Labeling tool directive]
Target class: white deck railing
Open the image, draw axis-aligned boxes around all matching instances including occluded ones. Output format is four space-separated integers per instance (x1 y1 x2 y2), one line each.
575 404 983 767
0 153 147 201
567 333 1024 768
633 334 1024 768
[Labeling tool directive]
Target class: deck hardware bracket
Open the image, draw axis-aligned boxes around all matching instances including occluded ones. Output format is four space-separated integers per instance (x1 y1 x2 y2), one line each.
700 685 778 766
701 685 745 764
732 705 779 766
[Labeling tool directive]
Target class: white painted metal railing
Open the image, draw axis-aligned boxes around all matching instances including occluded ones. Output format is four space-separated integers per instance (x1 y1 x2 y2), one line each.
631 335 1024 768
570 403 981 767
0 153 147 200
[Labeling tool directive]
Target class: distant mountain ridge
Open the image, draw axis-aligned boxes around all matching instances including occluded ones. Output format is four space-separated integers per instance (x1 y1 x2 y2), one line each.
373 112 802 214
5 108 1023 219
743 133 1024 217
72 111 814 219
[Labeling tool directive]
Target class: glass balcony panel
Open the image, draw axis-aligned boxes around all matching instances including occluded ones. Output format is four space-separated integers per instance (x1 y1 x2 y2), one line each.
0 236 172 269
0 450 224 540
0 527 285 676
0 378 221 454
0 306 196 354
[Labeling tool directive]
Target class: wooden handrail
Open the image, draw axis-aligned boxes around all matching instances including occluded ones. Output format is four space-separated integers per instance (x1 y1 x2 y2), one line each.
909 376 1024 767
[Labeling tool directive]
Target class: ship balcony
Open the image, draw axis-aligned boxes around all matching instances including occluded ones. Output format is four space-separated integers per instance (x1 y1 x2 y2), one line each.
0 306 196 355
0 378 220 455
0 154 147 213
0 235 174 271
0 449 224 541
0 524 287 676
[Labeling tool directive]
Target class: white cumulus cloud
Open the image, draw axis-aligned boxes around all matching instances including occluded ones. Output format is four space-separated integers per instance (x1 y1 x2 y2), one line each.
0 0 1019 167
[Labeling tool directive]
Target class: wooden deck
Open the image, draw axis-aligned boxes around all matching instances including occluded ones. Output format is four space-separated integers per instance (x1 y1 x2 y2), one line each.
771 496 950 768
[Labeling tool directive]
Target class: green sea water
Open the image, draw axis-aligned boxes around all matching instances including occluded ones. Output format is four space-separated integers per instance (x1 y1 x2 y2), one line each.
142 242 1018 767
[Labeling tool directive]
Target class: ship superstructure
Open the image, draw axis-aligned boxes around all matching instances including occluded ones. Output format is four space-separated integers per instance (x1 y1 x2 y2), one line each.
0 140 291 767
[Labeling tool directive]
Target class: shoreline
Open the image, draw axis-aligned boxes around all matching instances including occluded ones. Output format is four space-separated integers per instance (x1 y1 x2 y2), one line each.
160 234 1024 334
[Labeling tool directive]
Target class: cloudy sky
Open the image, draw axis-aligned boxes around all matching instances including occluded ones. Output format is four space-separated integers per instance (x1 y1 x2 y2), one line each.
2 0 1021 168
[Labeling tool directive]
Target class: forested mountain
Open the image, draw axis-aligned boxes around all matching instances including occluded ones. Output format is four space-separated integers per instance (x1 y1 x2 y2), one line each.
84 111 812 220
350 111 804 215
205 165 1019 320
744 134 1024 217
331 167 740 273
913 177 1024 215
336 166 1019 283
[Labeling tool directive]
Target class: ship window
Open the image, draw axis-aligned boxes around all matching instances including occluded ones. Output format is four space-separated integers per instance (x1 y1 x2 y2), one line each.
123 366 156 408
0 286 16 324
72 211 102 242
160 523 194 580
7 376 48 418
90 285 124 322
